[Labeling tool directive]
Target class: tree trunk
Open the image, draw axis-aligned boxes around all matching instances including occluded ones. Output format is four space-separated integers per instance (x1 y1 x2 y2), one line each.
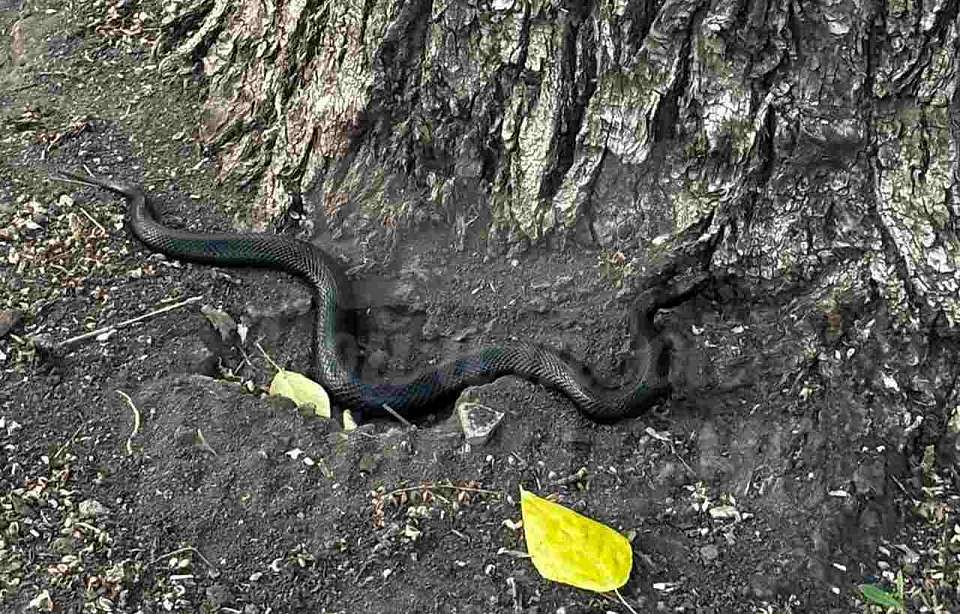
159 0 960 606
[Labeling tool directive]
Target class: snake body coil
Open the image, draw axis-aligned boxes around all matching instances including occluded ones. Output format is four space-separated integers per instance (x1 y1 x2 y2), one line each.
54 171 672 423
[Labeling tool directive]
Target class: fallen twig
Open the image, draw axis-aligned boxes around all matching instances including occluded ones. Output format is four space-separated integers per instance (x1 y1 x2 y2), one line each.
381 403 414 429
255 341 282 371
51 424 83 462
116 390 141 456
57 296 202 349
77 205 107 233
889 473 911 498
612 589 640 614
351 427 377 439
550 467 588 487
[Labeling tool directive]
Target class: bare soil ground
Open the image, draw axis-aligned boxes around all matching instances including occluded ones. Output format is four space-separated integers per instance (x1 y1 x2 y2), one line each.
2 2 958 614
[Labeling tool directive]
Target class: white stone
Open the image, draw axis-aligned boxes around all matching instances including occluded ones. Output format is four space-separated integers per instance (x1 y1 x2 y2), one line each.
457 401 504 446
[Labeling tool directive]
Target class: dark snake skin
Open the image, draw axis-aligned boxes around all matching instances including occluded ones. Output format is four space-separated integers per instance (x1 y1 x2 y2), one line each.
52 171 672 423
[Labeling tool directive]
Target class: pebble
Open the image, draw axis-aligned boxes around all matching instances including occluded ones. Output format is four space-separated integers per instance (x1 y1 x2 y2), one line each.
455 387 505 446
78 499 110 518
700 544 719 561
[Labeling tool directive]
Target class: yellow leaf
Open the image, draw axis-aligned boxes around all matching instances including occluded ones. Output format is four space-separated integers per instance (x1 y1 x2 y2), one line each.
342 409 357 432
269 370 330 418
520 488 632 592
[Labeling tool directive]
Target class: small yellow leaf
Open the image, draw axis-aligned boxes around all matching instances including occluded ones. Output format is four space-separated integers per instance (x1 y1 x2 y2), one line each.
342 409 357 431
520 487 632 592
269 370 330 418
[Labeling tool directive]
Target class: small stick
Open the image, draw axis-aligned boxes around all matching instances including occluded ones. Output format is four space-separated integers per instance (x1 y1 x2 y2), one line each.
430 491 452 505
116 390 141 456
381 403 414 429
58 296 202 349
255 341 283 371
351 426 376 439
78 206 107 233
550 467 589 487
51 424 83 462
148 546 216 569
889 473 910 497
672 450 694 476
613 589 639 614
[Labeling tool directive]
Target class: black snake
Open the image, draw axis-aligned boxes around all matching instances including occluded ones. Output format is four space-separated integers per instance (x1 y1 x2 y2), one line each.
52 170 677 423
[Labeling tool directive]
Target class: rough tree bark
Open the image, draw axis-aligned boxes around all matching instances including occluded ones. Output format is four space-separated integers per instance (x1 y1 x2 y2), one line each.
156 0 959 606
155 0 959 318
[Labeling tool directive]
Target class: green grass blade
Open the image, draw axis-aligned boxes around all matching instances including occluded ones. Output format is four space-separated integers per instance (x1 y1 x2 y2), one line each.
858 584 902 609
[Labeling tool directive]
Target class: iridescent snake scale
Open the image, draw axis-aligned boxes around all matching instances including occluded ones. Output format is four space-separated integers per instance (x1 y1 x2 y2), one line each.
52 170 680 423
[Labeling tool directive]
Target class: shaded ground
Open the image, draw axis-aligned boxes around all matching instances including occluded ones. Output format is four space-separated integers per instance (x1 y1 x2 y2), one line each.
2 2 959 613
